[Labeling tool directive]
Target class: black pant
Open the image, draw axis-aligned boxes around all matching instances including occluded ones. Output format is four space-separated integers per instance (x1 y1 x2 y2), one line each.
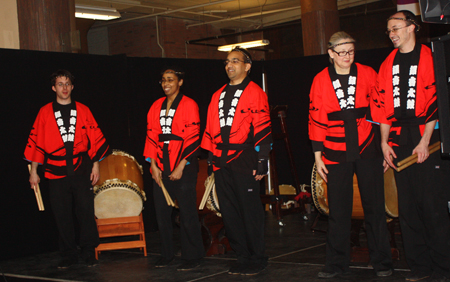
153 165 204 261
394 143 450 277
48 175 99 259
325 157 392 273
214 165 267 264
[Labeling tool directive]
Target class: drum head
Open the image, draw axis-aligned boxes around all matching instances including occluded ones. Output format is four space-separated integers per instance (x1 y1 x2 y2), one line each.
94 183 144 219
311 164 330 215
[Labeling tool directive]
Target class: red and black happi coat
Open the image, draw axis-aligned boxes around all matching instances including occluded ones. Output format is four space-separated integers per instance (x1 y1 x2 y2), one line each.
24 102 109 179
309 63 379 165
372 44 438 147
201 79 272 171
143 94 200 174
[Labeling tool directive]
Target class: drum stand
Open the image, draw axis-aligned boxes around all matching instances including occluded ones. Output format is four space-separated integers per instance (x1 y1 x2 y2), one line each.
95 213 147 259
260 105 307 226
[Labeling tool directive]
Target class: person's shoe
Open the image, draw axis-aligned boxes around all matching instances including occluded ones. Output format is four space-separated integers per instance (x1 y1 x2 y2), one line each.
177 260 201 271
57 257 78 269
317 271 339 279
241 262 267 276
405 270 431 281
154 257 174 268
377 269 393 277
84 256 99 267
427 272 450 282
228 263 248 275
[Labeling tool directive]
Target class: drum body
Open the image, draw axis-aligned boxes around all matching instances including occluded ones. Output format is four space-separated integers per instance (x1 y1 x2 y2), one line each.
94 151 146 219
311 164 398 219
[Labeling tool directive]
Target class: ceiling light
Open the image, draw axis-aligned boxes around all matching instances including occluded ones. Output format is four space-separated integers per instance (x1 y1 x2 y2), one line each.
75 5 121 20
217 39 270 52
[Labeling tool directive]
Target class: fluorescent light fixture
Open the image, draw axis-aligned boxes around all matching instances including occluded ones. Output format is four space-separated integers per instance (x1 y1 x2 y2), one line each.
217 39 270 51
75 5 121 20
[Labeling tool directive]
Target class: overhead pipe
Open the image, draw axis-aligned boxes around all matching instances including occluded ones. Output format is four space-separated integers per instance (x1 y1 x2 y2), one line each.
156 16 165 58
186 6 301 28
104 0 238 24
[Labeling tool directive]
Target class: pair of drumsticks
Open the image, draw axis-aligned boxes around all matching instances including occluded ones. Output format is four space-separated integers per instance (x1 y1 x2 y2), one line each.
27 164 44 211
160 180 176 207
395 141 441 172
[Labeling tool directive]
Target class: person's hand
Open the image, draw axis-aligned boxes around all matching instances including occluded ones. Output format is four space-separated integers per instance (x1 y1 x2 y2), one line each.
381 142 397 171
315 159 328 183
169 165 183 181
413 141 430 164
151 164 162 187
253 159 268 181
29 171 40 190
90 162 100 185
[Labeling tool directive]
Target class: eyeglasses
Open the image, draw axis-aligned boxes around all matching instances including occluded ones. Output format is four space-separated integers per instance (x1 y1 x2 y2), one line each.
224 58 245 65
159 78 177 84
56 82 72 88
332 49 355 57
385 25 408 35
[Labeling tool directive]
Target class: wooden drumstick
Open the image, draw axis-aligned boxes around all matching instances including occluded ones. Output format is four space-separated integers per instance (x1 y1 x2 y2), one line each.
28 164 44 211
199 173 215 210
160 179 175 207
396 141 441 172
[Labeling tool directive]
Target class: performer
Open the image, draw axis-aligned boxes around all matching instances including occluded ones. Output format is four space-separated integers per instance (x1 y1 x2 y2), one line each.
309 32 393 278
201 47 272 276
25 70 109 268
372 10 450 282
143 67 204 270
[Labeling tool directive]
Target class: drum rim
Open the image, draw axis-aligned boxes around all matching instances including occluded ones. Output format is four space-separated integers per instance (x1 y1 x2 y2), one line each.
94 178 147 202
311 164 329 216
111 149 144 175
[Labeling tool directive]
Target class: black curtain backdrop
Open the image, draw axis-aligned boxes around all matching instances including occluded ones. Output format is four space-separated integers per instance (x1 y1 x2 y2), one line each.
0 47 391 260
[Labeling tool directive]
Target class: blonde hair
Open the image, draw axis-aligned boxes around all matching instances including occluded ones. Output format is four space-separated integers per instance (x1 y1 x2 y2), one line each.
328 31 355 64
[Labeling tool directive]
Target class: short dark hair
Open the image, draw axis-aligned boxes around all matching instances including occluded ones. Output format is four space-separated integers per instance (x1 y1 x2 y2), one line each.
161 66 185 80
230 46 252 65
51 69 74 86
388 10 421 32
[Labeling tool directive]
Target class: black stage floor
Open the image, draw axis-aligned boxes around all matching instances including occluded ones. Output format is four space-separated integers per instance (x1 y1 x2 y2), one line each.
0 211 410 282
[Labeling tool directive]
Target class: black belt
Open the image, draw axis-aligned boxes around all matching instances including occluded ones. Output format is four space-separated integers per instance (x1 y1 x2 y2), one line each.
391 117 426 146
216 143 253 167
46 151 87 161
328 107 367 162
159 133 183 176
159 133 183 142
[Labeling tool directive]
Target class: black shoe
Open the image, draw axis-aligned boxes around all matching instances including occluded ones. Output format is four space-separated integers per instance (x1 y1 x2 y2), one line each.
228 263 248 275
318 270 352 279
84 256 98 267
376 269 393 277
177 260 201 271
405 270 431 281
427 273 450 282
317 271 339 279
155 257 174 268
241 262 267 276
57 257 78 269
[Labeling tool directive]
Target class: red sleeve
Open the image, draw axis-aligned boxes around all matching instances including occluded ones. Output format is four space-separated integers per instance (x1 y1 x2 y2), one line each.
308 71 329 144
251 83 272 147
143 100 162 162
24 106 49 164
180 98 200 161
82 105 109 162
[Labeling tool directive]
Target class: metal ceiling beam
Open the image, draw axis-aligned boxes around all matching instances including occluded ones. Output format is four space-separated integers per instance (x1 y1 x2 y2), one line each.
97 0 240 24
186 6 301 28
90 0 232 19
